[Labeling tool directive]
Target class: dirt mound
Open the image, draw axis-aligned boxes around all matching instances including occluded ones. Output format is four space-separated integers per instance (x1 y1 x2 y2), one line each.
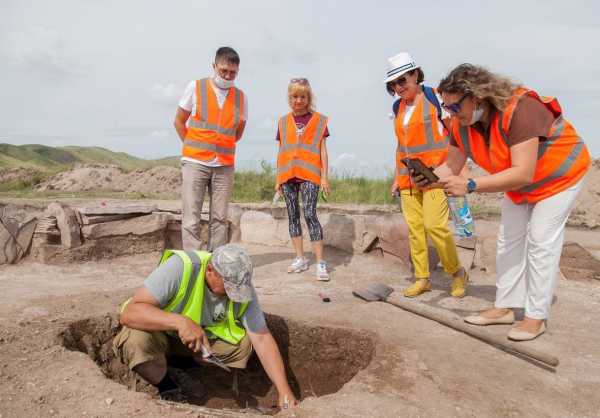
35 164 181 196
0 167 44 188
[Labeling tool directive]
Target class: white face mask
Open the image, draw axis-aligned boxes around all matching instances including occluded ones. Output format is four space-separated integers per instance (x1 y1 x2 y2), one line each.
470 104 484 125
213 73 234 89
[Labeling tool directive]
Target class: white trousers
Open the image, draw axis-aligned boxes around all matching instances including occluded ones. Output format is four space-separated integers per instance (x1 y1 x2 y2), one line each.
494 178 585 319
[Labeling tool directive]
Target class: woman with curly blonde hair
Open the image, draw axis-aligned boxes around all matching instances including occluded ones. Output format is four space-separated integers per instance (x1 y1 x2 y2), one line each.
275 78 331 281
415 63 591 341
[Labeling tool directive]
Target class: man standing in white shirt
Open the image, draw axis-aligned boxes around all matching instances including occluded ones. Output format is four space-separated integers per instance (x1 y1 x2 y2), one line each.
173 47 248 250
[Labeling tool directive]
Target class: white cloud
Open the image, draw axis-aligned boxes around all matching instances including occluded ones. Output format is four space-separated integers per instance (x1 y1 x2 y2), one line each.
150 83 182 103
3 26 78 78
149 130 169 138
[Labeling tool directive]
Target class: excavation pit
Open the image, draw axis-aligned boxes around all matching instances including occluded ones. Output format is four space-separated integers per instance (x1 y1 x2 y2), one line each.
59 313 375 413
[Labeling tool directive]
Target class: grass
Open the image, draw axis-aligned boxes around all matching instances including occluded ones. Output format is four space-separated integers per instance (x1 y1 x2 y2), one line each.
0 143 170 172
1 160 399 205
232 161 396 204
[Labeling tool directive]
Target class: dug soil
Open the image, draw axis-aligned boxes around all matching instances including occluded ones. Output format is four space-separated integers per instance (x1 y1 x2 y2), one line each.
1 222 600 417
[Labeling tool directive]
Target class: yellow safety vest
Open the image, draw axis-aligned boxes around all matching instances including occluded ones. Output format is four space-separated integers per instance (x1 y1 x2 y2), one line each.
121 249 249 345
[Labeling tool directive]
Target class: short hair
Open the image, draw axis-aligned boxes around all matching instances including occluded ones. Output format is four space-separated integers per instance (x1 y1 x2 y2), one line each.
386 68 425 96
215 47 240 65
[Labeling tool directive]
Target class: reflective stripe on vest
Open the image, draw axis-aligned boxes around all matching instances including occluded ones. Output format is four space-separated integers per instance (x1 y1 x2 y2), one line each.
452 88 590 203
276 112 327 185
182 140 236 155
394 92 448 189
149 249 248 345
183 78 244 166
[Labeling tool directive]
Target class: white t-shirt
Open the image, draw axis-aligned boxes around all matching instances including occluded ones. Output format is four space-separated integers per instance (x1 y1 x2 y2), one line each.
402 91 448 136
179 79 248 167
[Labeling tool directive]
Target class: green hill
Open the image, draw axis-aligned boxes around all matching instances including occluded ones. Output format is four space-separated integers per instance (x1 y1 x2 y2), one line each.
0 144 176 172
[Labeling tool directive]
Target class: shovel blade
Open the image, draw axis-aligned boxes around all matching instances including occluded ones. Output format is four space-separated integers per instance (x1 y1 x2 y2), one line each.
352 283 395 302
367 283 394 299
352 289 381 302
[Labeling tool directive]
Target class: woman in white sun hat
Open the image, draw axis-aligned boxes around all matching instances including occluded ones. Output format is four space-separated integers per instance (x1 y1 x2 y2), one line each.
385 52 468 298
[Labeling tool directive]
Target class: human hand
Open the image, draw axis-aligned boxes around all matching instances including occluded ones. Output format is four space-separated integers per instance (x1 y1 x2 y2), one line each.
320 178 330 197
177 316 209 353
410 170 442 190
278 391 299 409
440 175 468 196
390 180 399 198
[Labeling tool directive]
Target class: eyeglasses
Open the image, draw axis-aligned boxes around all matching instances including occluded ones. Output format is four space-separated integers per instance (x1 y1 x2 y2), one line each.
441 93 470 114
290 78 309 85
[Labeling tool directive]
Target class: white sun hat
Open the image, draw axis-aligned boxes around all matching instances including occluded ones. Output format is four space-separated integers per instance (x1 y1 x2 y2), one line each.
384 52 420 83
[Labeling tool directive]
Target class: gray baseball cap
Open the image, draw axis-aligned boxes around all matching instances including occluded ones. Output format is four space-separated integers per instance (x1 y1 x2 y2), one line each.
211 244 254 303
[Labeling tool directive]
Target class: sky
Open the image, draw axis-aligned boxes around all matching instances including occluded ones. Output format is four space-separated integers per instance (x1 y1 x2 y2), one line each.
1 0 599 177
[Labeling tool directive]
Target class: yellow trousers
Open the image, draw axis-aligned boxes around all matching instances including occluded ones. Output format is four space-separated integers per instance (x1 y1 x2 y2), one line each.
400 188 461 279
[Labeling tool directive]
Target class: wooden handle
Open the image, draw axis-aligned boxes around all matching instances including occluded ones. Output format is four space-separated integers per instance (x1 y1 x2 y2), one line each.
385 297 559 367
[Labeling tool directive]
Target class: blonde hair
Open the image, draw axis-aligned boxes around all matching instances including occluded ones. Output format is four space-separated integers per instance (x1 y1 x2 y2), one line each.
288 79 316 113
438 64 521 112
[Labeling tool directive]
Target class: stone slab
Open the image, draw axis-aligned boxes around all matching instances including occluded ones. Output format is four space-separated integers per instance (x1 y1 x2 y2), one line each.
46 203 82 248
80 213 140 225
81 213 171 239
77 204 158 216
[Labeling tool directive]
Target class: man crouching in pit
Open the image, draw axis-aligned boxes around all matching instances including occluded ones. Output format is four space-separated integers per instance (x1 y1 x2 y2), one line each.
113 243 298 408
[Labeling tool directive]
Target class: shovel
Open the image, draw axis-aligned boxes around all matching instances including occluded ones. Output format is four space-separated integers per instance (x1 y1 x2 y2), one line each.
353 283 559 367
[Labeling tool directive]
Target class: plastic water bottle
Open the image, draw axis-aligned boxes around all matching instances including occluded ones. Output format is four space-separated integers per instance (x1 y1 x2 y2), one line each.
447 196 475 237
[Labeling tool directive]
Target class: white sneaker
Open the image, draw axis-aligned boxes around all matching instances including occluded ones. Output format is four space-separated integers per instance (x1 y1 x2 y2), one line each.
287 257 309 273
316 261 330 281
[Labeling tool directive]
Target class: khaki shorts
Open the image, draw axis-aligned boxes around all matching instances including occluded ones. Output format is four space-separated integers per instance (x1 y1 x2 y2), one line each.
112 327 253 371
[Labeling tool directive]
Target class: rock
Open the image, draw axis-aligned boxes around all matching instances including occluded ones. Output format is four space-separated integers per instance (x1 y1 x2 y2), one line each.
80 213 139 225
240 211 289 247
457 245 476 270
46 203 82 248
105 398 114 406
77 204 157 216
0 215 37 264
322 213 356 253
560 242 600 281
361 232 378 253
227 205 244 243
363 215 410 263
81 213 171 239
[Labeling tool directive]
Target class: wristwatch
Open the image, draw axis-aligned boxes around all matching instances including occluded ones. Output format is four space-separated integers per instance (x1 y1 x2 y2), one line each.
467 178 477 193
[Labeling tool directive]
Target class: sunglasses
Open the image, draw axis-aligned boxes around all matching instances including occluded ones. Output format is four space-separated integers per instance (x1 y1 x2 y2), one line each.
290 78 309 85
387 76 408 89
441 93 470 113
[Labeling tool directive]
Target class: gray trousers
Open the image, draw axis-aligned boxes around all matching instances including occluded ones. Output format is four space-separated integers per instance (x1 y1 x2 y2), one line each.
181 160 234 251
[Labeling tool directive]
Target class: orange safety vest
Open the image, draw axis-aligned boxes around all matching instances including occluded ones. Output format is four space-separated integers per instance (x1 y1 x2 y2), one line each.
451 87 590 204
276 112 328 186
394 92 448 189
183 78 245 166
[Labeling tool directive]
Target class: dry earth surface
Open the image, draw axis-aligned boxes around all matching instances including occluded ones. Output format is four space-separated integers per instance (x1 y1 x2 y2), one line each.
1 214 599 418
